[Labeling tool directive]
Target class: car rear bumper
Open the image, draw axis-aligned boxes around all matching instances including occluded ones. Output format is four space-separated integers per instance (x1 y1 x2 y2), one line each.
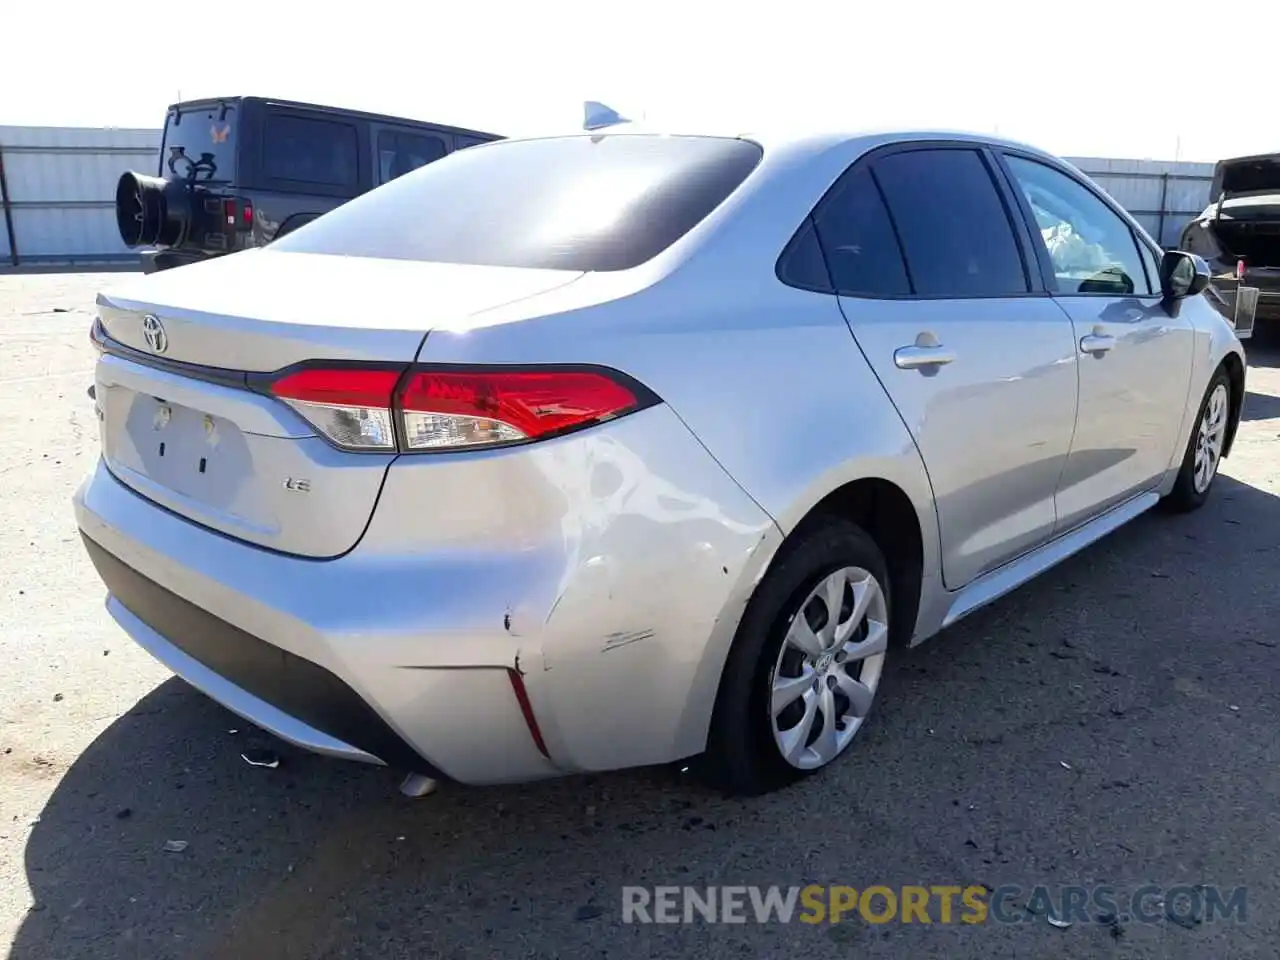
75 461 567 784
140 249 224 274
73 403 780 784
84 534 429 770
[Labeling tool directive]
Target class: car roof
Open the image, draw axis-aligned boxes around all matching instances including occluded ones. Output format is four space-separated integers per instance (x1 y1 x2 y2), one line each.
489 122 1063 165
163 95 504 140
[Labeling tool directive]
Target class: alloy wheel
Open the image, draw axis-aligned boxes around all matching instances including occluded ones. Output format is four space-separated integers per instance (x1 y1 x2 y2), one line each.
1194 383 1229 494
770 566 888 770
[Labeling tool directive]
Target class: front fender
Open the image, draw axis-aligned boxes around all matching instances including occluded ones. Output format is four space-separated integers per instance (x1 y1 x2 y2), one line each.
1178 296 1247 467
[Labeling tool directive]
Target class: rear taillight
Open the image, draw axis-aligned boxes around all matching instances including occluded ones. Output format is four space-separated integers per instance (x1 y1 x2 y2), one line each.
399 369 645 450
266 365 654 453
1237 259 1247 281
269 367 401 451
222 198 253 231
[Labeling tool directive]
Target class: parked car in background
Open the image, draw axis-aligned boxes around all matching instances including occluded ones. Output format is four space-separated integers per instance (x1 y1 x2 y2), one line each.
114 96 502 273
77 123 1245 798
1180 152 1280 339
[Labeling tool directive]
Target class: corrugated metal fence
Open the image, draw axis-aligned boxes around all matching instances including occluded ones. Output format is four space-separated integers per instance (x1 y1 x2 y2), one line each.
0 125 160 267
0 125 1223 266
1067 156 1218 249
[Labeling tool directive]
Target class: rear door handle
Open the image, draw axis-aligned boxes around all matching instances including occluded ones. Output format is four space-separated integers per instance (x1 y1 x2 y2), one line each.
894 344 956 370
1080 333 1116 355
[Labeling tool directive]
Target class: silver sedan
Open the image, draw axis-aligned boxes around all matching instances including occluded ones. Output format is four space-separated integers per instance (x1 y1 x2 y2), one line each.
75 124 1245 796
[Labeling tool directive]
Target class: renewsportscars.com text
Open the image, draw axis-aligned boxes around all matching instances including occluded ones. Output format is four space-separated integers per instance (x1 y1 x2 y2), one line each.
621 884 1247 926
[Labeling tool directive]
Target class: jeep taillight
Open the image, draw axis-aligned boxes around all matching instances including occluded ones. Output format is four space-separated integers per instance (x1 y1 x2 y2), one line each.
222 198 253 231
267 365 656 453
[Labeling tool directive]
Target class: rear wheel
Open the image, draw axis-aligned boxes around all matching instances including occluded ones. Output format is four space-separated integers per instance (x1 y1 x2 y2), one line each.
701 518 891 796
1162 369 1231 513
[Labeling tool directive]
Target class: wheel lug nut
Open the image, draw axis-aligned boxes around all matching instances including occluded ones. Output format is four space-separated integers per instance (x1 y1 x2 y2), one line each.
826 675 838 690
835 651 846 663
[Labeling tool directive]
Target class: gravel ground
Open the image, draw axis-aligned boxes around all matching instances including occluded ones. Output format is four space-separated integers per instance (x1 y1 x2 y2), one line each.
2 271 1278 960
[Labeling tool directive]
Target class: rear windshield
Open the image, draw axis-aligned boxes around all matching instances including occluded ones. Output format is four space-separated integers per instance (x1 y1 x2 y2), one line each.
272 134 764 272
160 104 237 183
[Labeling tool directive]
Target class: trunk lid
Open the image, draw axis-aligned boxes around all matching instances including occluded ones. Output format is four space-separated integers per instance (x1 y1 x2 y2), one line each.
97 249 584 370
93 250 584 557
1213 154 1280 200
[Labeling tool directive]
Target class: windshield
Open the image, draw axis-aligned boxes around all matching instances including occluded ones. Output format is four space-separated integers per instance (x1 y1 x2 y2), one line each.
273 134 763 272
160 103 237 183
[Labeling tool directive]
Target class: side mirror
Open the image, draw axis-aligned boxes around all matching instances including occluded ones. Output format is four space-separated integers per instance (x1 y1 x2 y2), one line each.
1160 250 1211 301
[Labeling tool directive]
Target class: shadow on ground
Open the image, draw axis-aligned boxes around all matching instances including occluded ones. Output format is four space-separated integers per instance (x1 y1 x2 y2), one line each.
1243 337 1280 369
11 478 1280 960
1243 390 1280 422
0 262 140 277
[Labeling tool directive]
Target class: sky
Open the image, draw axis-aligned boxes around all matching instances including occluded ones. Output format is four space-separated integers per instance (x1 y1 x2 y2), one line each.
4 0 1277 163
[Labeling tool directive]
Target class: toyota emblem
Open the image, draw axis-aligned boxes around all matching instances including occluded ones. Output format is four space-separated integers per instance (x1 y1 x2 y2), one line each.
141 314 168 354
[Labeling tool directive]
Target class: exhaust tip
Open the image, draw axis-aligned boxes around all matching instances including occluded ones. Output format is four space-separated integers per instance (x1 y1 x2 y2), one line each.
399 773 438 798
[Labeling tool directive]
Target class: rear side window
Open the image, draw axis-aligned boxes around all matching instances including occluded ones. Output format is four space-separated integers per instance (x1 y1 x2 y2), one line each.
273 134 763 272
775 218 833 292
873 149 1029 297
378 130 448 184
265 115 359 187
808 168 911 297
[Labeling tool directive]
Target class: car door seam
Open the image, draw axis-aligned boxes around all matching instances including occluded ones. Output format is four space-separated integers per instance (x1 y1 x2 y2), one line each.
1047 296 1083 529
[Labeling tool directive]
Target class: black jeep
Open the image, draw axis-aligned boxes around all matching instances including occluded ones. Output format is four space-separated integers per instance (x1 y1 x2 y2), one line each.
114 96 502 273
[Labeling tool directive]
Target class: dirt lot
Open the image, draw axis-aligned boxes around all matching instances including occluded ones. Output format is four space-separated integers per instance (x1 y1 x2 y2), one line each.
2 271 1278 960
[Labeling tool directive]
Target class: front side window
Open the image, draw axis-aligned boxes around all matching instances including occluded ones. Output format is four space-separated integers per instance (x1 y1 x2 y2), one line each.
264 115 359 187
1004 155 1152 296
1137 237 1163 295
275 134 763 272
872 148 1029 298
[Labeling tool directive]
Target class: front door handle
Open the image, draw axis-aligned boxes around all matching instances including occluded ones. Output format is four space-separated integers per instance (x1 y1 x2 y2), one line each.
894 344 956 370
1080 326 1116 355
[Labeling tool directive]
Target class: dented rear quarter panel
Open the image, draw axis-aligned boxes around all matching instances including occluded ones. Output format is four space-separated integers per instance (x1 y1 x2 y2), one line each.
361 402 779 772
409 281 941 768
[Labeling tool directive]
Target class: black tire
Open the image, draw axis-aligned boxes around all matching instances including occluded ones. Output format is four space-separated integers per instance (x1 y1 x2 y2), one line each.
698 517 892 797
1162 368 1232 514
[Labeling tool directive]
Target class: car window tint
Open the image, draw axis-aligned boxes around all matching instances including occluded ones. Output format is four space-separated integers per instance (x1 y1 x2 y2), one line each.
161 104 237 182
274 134 762 272
776 218 834 292
1004 155 1152 296
873 149 1028 297
1137 237 1162 295
808 168 910 297
378 131 448 184
265 115 359 187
